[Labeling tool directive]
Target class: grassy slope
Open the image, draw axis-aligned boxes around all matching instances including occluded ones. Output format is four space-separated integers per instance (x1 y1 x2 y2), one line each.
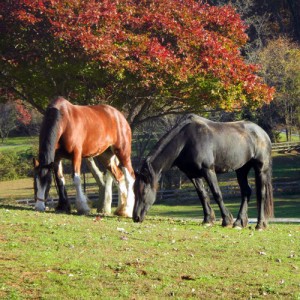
0 137 37 153
1 153 300 219
0 141 299 299
0 208 299 299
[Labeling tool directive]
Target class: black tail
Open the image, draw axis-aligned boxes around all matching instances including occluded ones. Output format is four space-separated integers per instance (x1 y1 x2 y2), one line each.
39 107 61 165
264 159 274 219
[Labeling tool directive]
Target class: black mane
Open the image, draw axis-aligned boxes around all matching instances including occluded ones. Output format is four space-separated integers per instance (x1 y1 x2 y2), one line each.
140 114 198 185
38 107 61 166
146 114 197 163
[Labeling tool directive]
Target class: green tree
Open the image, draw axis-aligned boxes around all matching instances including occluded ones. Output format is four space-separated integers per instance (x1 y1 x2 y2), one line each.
258 37 300 141
1 0 273 128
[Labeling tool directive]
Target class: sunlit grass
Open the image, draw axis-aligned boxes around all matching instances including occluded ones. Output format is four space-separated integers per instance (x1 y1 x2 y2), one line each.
0 136 38 153
0 208 299 299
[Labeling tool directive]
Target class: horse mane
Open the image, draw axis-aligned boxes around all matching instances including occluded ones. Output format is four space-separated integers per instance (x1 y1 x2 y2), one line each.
141 114 198 185
147 114 198 162
38 106 61 166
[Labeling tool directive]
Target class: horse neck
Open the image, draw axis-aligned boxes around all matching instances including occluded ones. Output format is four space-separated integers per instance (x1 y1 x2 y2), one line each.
39 107 61 165
146 130 187 185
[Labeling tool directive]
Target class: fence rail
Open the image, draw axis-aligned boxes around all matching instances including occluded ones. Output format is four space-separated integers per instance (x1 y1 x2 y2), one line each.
17 181 300 208
272 141 300 152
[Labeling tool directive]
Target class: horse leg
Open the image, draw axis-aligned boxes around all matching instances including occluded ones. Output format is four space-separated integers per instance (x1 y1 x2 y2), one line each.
254 164 271 231
54 160 71 213
112 150 135 218
204 169 233 227
233 165 252 229
111 157 134 218
86 157 113 215
72 153 90 215
120 166 135 216
96 152 129 217
102 172 114 214
190 178 215 225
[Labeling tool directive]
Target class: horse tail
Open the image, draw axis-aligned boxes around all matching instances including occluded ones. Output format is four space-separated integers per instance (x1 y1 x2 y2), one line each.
261 158 274 219
39 107 61 165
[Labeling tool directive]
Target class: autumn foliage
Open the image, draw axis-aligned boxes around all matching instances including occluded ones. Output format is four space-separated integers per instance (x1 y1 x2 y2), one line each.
1 0 274 123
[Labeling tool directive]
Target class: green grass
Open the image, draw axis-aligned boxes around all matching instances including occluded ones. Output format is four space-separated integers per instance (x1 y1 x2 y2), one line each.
0 151 299 299
0 136 38 153
0 207 299 299
278 132 300 142
0 153 299 219
272 153 300 182
149 193 300 220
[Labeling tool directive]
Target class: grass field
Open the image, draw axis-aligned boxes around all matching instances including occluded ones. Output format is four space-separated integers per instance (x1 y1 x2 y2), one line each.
0 136 38 153
0 153 299 219
0 142 300 299
0 207 300 299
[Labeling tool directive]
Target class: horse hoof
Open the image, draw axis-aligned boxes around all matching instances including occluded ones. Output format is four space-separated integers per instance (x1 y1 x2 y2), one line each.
222 221 233 227
255 222 267 231
77 209 90 215
114 211 132 218
233 225 243 230
255 226 264 231
114 207 133 218
202 222 213 227
56 206 71 214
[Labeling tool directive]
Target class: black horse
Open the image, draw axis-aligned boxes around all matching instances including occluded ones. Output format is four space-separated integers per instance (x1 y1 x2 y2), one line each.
133 114 274 230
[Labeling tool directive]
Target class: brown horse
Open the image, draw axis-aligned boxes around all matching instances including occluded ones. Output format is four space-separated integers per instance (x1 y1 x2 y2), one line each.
34 97 135 217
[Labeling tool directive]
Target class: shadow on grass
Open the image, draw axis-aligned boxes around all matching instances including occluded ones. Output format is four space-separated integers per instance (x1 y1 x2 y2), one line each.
149 193 300 219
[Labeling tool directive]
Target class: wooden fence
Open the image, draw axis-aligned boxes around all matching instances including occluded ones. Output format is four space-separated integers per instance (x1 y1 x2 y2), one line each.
272 141 300 152
17 180 299 207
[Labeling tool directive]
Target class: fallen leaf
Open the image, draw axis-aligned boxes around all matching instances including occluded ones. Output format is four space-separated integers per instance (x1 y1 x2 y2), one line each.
181 275 195 281
93 215 102 222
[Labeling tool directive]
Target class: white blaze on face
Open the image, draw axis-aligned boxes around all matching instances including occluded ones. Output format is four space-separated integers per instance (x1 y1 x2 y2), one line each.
35 177 46 211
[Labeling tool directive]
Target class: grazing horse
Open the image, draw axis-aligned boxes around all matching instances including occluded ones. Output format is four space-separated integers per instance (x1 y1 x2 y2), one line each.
34 96 135 217
133 114 274 230
33 155 115 214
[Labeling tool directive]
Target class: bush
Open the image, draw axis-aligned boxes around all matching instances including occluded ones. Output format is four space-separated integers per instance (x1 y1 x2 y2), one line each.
0 147 36 181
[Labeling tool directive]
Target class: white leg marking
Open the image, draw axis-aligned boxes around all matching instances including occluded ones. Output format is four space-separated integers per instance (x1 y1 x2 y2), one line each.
57 162 66 185
35 177 46 212
114 167 135 217
122 167 135 217
73 173 90 214
58 176 65 186
117 175 128 206
103 172 113 214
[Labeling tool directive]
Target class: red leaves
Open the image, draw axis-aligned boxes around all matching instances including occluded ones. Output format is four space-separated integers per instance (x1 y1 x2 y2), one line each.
15 100 31 125
2 0 274 109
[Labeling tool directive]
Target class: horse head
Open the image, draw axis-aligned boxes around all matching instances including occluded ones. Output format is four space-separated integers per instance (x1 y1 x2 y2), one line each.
33 158 53 211
133 168 157 223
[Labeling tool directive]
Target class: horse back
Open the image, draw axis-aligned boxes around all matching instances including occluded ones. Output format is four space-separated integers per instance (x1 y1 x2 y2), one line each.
51 97 131 157
181 117 271 173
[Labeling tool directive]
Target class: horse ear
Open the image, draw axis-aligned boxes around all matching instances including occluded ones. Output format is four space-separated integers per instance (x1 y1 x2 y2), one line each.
33 158 39 168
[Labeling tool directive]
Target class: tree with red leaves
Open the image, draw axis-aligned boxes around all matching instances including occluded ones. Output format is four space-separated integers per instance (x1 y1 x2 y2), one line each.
0 98 31 142
0 0 274 127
